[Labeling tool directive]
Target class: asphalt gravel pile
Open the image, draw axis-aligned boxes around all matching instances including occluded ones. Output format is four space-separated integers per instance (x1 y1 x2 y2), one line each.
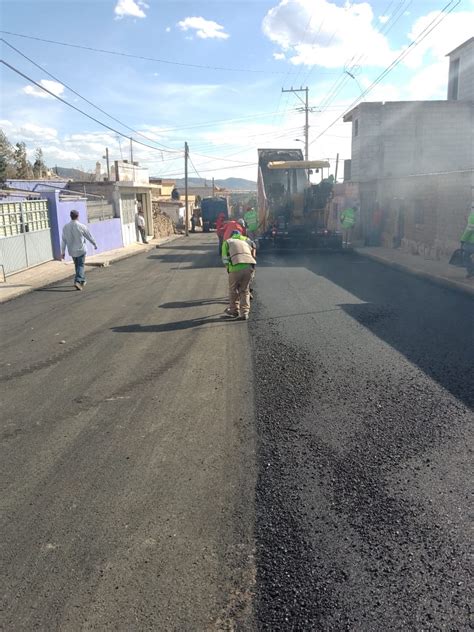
250 277 473 631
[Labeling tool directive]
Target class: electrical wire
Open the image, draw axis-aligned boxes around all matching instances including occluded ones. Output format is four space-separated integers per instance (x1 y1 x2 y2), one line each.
1 38 181 153
0 30 294 75
310 0 460 144
0 59 183 156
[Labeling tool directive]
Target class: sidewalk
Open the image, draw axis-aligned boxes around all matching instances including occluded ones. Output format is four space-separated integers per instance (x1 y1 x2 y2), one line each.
355 246 474 298
0 234 183 304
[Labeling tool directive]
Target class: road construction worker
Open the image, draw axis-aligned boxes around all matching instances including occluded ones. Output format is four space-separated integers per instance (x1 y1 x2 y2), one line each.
460 208 474 278
340 205 358 246
244 207 259 240
216 212 227 254
223 218 246 242
222 230 256 321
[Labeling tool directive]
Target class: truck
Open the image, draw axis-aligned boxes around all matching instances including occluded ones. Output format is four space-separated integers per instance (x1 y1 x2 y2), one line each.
200 196 229 232
257 148 342 249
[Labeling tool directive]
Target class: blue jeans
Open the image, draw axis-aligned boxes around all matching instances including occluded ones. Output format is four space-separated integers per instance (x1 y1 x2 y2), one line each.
73 254 86 284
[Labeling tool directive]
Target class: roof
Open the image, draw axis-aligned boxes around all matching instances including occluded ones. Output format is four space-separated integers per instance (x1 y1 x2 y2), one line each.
446 37 474 58
343 99 460 122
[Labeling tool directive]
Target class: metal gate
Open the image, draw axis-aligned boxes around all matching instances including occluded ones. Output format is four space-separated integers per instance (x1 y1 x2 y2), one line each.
120 193 137 246
0 200 53 275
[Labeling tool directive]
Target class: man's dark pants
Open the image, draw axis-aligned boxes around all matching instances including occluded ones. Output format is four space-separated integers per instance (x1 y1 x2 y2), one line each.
73 254 86 284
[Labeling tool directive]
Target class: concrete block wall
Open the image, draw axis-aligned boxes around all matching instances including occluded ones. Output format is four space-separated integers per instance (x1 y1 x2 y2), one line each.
369 172 472 259
350 101 473 182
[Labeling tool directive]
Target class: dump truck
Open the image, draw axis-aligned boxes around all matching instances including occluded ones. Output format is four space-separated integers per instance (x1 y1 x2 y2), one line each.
257 148 342 249
200 196 229 232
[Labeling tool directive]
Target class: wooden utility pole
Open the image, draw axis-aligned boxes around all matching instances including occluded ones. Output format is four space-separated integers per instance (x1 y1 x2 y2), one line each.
282 86 311 160
184 142 189 237
335 153 340 182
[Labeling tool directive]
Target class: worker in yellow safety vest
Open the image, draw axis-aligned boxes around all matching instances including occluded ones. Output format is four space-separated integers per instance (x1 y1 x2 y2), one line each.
460 208 474 278
222 231 256 321
244 207 259 239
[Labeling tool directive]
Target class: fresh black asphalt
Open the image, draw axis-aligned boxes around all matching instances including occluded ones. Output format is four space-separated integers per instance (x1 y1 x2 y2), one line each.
1 235 472 630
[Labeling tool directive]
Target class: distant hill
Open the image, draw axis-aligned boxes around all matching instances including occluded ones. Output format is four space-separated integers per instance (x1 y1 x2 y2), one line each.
173 177 256 191
55 166 94 180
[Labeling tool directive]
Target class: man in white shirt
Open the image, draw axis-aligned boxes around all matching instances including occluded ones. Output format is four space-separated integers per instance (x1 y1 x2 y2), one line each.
61 210 97 290
136 209 148 244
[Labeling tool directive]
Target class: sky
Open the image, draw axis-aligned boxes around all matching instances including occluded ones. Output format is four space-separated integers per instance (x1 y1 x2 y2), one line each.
1 0 473 182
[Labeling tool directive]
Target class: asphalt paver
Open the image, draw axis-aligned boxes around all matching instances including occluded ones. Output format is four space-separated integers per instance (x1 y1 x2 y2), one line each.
251 249 473 631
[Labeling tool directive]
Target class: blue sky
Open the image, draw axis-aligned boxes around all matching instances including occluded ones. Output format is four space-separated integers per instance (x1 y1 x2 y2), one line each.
1 0 473 181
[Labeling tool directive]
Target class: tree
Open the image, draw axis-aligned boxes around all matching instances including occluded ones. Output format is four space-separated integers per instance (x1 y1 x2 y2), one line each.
0 129 14 183
13 142 30 179
33 147 47 178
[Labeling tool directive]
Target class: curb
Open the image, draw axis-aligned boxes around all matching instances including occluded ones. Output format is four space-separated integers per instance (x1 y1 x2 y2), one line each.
356 249 474 298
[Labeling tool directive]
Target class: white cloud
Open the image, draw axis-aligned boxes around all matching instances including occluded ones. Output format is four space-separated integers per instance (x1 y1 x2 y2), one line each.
378 15 389 24
403 9 474 69
43 147 81 161
273 52 286 60
114 0 148 20
23 79 65 99
165 26 171 33
262 0 398 69
177 16 229 40
405 60 448 100
20 123 58 142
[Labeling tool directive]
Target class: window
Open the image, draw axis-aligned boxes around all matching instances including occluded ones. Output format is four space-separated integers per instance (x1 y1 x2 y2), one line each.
448 58 459 100
354 119 359 136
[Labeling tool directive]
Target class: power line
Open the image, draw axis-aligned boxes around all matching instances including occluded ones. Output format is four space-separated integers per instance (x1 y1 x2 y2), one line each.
157 162 255 178
0 30 295 75
1 38 181 153
316 0 413 114
310 0 460 144
0 59 182 156
187 153 203 180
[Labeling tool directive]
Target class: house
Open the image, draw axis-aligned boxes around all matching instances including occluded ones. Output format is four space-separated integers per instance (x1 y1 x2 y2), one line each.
67 162 154 246
342 37 474 259
0 179 123 274
447 37 474 101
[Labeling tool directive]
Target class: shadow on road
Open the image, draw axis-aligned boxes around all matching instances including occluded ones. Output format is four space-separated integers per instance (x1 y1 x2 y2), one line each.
111 314 240 333
159 298 227 309
259 251 474 409
35 286 78 293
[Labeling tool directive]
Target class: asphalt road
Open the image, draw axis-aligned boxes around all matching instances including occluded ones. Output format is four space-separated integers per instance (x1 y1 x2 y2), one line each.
251 247 473 631
1 235 473 631
0 236 255 631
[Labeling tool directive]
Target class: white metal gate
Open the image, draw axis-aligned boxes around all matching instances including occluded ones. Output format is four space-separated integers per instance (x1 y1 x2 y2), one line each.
120 193 137 246
0 200 53 275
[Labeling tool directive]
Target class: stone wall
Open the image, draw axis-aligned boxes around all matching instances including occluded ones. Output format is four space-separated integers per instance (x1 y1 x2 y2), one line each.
152 201 176 238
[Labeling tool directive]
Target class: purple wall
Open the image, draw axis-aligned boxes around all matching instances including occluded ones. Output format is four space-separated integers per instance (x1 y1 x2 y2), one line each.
84 219 123 256
4 181 124 260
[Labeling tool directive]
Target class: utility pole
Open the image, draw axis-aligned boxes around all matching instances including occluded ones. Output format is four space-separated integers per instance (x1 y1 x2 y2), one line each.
282 86 311 160
130 138 133 163
184 142 189 237
103 148 110 181
335 153 339 182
